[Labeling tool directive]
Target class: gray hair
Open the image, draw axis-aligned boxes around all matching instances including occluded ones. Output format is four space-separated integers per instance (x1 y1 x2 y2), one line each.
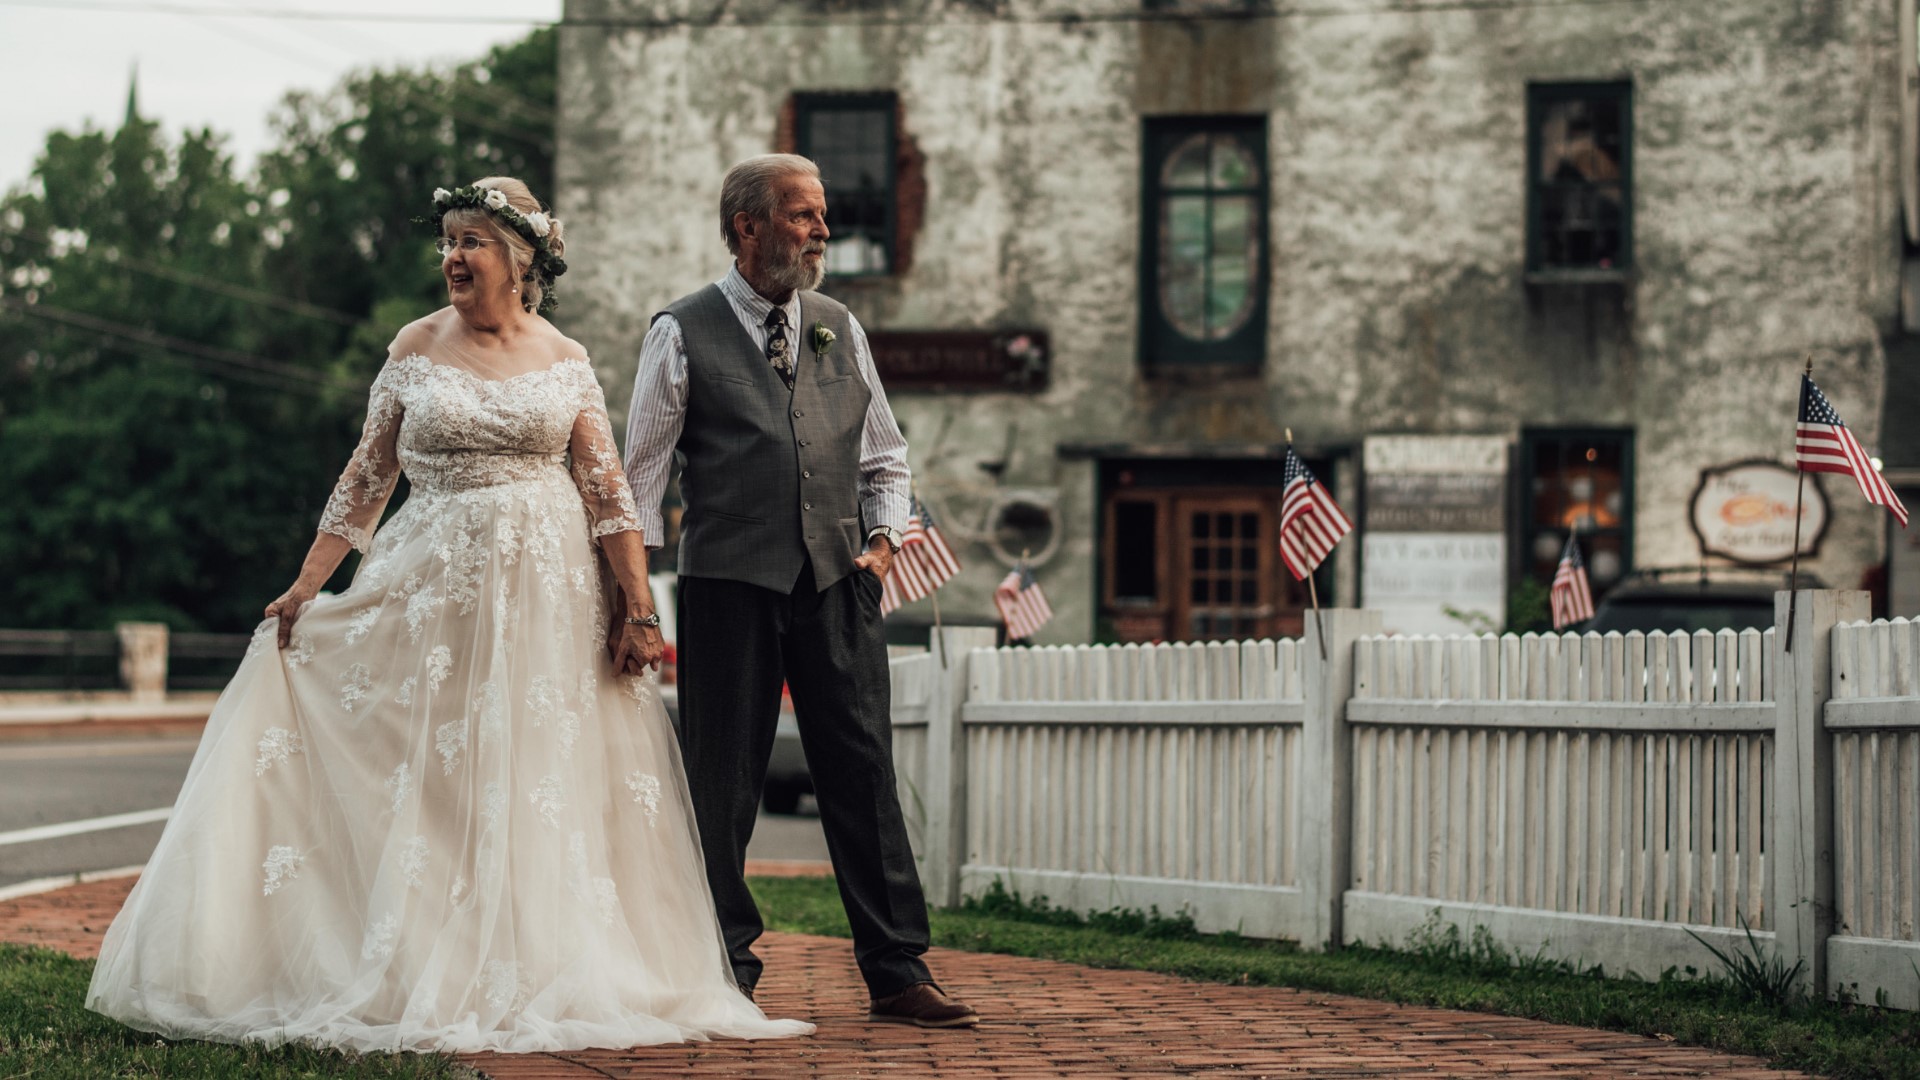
720 154 821 255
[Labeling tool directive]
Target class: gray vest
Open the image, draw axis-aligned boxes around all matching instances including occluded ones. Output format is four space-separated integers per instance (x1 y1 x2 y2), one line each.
659 284 868 593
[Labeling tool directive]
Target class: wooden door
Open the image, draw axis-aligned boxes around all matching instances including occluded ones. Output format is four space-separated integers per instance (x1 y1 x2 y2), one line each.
1172 496 1282 641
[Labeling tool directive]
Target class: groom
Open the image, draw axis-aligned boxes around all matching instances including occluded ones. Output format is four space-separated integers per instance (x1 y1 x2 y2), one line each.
619 154 977 1027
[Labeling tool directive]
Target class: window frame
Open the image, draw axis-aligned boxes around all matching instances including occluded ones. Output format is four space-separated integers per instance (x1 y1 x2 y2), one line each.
1525 81 1634 277
1138 115 1271 374
793 91 900 279
1517 427 1636 602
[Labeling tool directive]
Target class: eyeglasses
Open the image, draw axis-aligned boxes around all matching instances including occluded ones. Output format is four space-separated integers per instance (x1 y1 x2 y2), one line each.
434 235 501 256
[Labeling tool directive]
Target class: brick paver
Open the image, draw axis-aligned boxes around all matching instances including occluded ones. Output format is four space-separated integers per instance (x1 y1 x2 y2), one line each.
1 877 1816 1078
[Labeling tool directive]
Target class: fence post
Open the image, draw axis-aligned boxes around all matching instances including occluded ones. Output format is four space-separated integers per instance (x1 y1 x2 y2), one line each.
1299 608 1382 950
116 622 169 703
922 626 998 909
1773 589 1868 998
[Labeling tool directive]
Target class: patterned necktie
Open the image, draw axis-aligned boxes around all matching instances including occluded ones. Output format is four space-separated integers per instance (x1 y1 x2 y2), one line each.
765 307 794 390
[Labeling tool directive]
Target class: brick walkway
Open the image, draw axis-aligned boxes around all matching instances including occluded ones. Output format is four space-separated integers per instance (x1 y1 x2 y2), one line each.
2 877 1814 1078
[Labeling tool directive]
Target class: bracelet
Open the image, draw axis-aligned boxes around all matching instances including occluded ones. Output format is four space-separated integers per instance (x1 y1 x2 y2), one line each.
624 612 661 628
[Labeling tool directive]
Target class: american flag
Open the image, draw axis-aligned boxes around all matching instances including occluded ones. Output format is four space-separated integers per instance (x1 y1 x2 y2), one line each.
880 497 961 615
1550 535 1595 630
994 564 1053 642
1797 373 1908 527
1278 446 1353 580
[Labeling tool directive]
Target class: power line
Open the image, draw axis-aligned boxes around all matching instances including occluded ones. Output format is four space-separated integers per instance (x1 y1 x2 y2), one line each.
1 296 357 391
7 229 361 326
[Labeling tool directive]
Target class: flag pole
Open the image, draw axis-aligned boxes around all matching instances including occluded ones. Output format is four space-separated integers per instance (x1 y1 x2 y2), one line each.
1288 429 1329 661
1785 356 1812 653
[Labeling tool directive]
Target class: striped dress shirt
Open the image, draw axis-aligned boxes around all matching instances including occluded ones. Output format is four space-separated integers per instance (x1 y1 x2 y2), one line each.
622 265 913 550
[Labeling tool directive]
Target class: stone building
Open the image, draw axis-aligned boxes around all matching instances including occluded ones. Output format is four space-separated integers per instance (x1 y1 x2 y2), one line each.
556 0 1912 643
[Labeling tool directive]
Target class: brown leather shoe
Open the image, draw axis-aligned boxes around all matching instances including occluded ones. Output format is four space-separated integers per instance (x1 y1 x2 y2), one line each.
867 981 978 1028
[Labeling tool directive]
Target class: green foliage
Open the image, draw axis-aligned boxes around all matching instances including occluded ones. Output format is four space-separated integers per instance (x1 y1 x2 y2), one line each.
960 877 1205 940
1507 574 1554 634
0 30 555 632
0 944 479 1078
1686 914 1808 1011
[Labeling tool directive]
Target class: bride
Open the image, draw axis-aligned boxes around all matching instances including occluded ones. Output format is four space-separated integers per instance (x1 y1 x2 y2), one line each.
86 177 813 1052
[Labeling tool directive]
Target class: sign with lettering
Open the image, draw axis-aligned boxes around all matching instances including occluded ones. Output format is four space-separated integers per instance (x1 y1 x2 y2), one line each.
867 330 1049 391
1362 435 1509 634
1688 459 1828 565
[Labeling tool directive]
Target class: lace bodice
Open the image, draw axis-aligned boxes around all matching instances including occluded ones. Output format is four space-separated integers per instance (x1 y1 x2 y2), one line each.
318 352 640 553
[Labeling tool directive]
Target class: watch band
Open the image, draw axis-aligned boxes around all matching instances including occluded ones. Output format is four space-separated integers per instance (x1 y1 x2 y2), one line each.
868 526 903 553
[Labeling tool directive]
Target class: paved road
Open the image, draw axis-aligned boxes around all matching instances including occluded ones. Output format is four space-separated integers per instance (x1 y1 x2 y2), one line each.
0 735 830 890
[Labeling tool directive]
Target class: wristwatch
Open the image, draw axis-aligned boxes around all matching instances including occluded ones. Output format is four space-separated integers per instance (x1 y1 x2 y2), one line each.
624 611 661 628
869 526 903 554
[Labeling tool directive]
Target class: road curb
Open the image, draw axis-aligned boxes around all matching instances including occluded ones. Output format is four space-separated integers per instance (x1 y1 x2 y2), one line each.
0 864 144 904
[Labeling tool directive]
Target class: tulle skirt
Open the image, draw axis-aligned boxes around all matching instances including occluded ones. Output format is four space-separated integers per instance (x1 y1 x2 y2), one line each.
86 469 813 1052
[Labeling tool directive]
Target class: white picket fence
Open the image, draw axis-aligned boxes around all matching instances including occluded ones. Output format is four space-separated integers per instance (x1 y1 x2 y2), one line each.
953 639 1313 938
1825 617 1920 1006
1343 628 1777 981
884 595 1920 1007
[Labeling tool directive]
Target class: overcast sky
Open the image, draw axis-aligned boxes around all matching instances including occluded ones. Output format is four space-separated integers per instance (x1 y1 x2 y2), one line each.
0 1 562 191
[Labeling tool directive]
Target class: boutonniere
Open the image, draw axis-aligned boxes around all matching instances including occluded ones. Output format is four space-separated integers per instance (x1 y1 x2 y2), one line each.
811 322 836 358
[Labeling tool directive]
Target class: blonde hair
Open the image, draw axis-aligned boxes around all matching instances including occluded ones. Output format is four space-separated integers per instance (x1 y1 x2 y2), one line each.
441 176 566 313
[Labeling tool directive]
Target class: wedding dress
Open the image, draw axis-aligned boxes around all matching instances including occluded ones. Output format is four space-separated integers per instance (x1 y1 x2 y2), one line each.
86 336 813 1052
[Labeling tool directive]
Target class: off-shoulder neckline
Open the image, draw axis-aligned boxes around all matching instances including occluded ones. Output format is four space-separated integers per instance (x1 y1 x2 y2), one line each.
397 353 590 385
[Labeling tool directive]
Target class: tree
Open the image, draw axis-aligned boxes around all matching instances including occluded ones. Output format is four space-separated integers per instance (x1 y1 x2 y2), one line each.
0 29 556 632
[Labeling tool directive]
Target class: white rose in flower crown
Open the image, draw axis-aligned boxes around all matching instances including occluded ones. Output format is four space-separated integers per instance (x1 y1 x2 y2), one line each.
523 211 551 238
483 188 509 211
432 187 452 204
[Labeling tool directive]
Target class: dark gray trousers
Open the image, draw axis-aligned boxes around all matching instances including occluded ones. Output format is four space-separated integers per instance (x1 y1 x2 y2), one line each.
675 559 933 997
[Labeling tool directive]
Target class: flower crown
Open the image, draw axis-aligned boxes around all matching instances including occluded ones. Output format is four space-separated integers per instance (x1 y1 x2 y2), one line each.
423 184 569 315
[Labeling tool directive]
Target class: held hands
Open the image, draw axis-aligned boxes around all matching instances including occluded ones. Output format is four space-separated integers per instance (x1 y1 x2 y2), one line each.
264 581 321 648
607 587 665 677
853 536 894 583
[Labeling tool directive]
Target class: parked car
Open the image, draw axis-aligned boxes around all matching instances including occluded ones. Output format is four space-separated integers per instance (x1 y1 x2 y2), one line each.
1587 567 1823 635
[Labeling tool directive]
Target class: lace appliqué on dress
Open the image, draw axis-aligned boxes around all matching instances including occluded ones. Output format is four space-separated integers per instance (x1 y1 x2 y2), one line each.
261 845 305 896
253 728 305 776
435 719 468 774
386 762 413 813
339 664 372 713
398 835 430 889
529 776 565 827
624 771 662 828
362 913 398 960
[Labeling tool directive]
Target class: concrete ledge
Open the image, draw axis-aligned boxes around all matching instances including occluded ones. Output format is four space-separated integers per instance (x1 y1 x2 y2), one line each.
960 864 1308 940
1343 890 1772 980
0 696 216 740
1828 934 1920 1009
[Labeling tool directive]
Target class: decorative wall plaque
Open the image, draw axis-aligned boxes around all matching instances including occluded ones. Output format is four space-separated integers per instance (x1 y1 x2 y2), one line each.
1688 459 1828 565
867 330 1049 391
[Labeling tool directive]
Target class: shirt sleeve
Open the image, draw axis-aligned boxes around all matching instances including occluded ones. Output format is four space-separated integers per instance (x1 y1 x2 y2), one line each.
568 365 642 542
623 315 690 551
848 313 912 535
316 359 407 554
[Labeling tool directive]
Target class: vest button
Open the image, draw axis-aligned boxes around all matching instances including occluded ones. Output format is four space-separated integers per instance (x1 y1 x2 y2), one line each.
802 470 812 479
798 439 809 447
803 502 813 511
793 409 804 417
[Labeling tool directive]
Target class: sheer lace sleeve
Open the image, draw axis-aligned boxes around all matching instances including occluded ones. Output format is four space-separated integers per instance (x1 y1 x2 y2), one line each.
316 359 408 554
569 366 641 542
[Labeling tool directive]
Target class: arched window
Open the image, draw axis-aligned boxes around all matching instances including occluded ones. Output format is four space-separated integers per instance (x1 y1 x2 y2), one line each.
1141 117 1268 371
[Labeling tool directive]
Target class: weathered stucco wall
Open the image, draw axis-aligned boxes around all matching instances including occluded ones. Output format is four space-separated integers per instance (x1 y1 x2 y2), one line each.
557 0 1901 641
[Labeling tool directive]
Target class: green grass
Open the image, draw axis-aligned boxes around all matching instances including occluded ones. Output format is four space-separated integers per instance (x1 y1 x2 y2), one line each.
0 944 480 1080
751 875 1920 1080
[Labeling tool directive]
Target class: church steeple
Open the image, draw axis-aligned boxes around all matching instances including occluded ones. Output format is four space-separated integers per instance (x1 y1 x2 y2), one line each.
124 62 140 125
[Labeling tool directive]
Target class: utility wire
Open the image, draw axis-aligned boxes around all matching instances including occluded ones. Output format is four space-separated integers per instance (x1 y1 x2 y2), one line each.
1 296 357 391
7 230 361 326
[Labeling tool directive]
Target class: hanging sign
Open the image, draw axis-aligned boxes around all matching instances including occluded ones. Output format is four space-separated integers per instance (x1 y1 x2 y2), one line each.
1688 459 1828 565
